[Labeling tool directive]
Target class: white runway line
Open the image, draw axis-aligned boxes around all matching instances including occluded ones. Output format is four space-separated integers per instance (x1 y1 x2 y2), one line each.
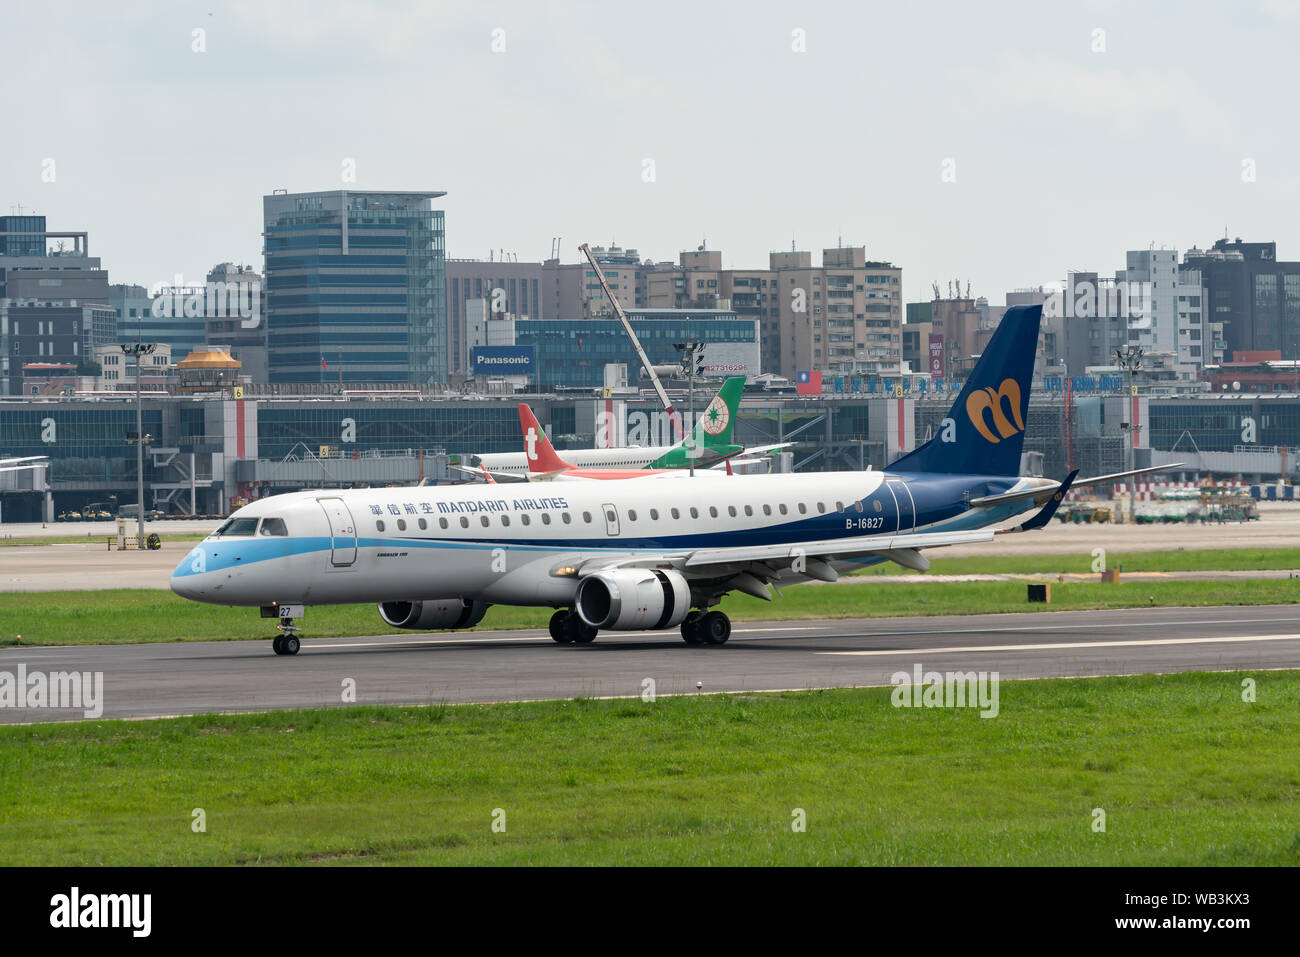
818 634 1300 656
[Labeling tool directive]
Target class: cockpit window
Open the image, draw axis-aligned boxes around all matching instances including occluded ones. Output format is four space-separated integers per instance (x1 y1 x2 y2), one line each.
215 518 259 537
259 518 288 536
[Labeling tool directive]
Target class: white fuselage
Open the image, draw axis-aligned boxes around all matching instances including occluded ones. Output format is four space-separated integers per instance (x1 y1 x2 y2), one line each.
170 470 1040 610
471 445 673 475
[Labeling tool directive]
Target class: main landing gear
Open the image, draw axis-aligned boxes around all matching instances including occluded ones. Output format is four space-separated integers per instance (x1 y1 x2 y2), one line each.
680 610 731 646
549 610 597 645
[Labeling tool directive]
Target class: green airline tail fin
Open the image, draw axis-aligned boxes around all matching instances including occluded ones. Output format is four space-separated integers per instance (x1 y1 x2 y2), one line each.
690 375 746 449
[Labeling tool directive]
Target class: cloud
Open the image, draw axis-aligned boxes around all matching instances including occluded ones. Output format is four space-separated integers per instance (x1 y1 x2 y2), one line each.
990 54 1235 146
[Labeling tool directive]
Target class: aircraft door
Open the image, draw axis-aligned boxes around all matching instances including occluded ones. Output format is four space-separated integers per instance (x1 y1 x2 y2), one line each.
601 503 621 537
318 497 357 566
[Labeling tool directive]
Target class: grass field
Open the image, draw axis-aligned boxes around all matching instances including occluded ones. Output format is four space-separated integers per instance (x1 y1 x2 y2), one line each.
0 578 1297 646
1 671 1296 865
852 547 1300 576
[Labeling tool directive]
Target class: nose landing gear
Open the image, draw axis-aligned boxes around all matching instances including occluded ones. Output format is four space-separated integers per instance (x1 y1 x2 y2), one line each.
262 604 305 656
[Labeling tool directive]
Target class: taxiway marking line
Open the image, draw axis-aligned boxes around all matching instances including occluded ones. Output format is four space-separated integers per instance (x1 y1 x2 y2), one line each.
817 634 1300 656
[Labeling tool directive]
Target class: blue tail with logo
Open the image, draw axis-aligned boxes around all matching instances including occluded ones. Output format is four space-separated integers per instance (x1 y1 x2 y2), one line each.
889 303 1042 476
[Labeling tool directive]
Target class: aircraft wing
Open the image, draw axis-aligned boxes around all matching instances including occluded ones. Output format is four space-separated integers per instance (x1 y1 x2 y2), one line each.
0 463 48 474
740 443 794 456
968 462 1183 508
448 464 530 484
580 527 996 581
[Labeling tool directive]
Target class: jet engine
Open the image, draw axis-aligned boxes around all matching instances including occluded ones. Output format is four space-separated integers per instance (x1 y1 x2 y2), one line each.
575 568 691 630
378 599 489 630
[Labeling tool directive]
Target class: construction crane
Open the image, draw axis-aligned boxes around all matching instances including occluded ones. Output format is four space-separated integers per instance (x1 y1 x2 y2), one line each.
578 241 682 439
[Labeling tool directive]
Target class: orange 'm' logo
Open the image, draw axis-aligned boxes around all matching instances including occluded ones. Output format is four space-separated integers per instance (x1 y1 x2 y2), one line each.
965 378 1024 443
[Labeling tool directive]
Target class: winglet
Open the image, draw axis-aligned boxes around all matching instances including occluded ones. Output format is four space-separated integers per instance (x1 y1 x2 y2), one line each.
1012 468 1078 532
517 404 573 473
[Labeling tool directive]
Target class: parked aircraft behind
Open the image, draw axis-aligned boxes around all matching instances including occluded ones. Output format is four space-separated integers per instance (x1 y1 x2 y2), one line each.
453 376 788 480
172 304 1175 654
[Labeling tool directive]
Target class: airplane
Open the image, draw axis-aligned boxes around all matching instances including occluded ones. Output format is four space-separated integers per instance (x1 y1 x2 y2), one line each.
514 403 732 481
451 376 789 480
170 303 1178 655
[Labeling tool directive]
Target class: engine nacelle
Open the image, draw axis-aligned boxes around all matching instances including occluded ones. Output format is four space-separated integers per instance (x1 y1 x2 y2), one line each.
575 568 691 631
378 599 489 630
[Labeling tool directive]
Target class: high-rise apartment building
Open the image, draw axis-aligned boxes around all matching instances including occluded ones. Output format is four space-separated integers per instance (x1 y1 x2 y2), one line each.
646 245 902 379
1182 239 1300 363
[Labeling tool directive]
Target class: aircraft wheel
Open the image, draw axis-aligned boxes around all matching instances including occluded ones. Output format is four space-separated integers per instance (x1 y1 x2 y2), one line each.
680 611 704 645
571 621 598 644
272 636 285 655
700 611 731 645
281 635 300 655
549 610 573 644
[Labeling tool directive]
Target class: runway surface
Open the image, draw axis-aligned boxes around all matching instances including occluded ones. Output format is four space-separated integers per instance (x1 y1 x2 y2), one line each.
3 605 1298 723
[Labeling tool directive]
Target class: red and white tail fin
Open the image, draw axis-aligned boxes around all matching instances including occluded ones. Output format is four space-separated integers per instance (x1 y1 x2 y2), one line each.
517 404 573 473
479 464 497 485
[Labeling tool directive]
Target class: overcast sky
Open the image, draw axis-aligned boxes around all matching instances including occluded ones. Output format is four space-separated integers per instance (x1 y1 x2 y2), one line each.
4 0 1298 303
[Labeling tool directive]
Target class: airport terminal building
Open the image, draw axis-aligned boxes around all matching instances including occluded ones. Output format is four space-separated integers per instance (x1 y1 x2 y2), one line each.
5 377 1300 523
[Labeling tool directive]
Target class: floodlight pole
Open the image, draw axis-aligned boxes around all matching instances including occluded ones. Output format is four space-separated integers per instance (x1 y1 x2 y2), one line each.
1116 346 1144 521
122 342 156 546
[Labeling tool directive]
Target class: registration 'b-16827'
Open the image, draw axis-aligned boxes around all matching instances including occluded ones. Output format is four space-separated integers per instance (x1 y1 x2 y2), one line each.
171 304 1176 654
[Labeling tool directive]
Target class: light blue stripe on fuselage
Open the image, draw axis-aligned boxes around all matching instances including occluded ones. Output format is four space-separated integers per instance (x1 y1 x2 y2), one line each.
173 498 1029 579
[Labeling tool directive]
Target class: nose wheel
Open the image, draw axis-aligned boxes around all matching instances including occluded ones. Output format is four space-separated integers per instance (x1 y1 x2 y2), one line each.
272 621 302 656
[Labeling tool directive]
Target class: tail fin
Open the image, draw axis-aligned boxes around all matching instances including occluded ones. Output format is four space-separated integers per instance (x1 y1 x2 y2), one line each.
690 375 746 451
888 303 1042 476
517 404 573 473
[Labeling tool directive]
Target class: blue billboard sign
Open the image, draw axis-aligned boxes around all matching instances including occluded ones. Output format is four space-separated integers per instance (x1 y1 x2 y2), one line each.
472 346 534 375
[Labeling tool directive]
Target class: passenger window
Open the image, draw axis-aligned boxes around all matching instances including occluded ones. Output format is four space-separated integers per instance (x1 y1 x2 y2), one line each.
439 518 449 530
727 506 737 517
798 503 807 514
562 513 572 524
418 518 427 530
817 502 826 514
460 516 469 528
628 510 637 521
709 506 718 518
650 508 659 520
671 508 680 519
744 505 753 517
779 504 788 515
376 520 386 532
542 513 552 525
521 514 531 526
763 504 771 516
480 515 490 527
259 517 288 536
690 507 699 519
836 501 844 512
859 501 867 513
397 519 407 531
583 511 592 523
501 515 511 527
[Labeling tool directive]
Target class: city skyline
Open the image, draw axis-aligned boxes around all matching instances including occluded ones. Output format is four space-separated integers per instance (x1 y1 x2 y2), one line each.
4 1 1299 304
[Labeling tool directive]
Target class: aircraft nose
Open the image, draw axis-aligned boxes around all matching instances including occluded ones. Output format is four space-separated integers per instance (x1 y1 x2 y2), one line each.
171 547 208 599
